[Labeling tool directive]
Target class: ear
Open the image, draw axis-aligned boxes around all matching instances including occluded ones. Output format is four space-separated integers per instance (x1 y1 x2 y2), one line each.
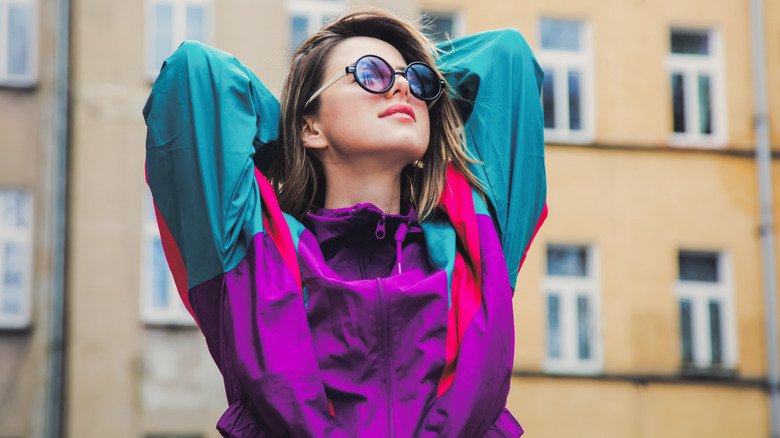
302 116 328 150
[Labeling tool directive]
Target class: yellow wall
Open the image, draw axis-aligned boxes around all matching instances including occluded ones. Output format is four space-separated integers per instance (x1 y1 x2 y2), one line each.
417 0 779 436
506 376 767 437
515 147 763 376
768 1 780 142
421 0 780 149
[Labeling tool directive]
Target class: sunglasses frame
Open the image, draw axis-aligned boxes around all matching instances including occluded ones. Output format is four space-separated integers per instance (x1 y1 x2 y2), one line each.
305 54 445 108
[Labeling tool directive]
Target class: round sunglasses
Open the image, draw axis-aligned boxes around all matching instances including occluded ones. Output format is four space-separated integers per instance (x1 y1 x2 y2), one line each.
305 54 446 107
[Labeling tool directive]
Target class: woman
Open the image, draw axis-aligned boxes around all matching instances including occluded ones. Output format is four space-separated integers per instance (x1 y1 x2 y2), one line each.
144 9 546 437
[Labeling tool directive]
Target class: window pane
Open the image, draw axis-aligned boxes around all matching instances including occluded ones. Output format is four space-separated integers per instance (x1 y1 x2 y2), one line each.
679 251 718 282
547 245 588 277
424 13 455 44
8 5 33 76
709 300 723 365
568 70 581 130
577 295 591 360
547 294 561 359
671 30 709 55
151 238 170 309
153 3 174 70
698 75 712 135
291 16 309 50
540 18 581 51
671 73 686 133
185 6 206 42
542 70 555 129
680 299 694 363
2 243 25 315
2 191 31 229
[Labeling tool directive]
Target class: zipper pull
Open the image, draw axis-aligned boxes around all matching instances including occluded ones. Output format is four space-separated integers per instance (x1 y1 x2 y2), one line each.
375 213 386 239
395 223 408 274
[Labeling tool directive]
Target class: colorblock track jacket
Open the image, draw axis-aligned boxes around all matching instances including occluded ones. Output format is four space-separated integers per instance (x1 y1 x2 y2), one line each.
143 28 547 437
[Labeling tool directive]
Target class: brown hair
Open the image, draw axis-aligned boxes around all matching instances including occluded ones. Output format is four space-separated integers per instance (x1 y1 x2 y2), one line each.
267 8 483 220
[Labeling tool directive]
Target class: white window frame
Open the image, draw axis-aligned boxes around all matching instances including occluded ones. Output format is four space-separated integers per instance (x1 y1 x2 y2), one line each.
140 194 194 326
675 250 737 370
420 9 465 44
0 189 33 329
537 17 595 144
286 0 346 51
145 0 213 81
665 28 727 148
542 244 602 374
0 0 38 87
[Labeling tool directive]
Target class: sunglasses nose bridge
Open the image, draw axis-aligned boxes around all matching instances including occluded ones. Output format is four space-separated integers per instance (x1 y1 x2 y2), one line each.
384 69 412 98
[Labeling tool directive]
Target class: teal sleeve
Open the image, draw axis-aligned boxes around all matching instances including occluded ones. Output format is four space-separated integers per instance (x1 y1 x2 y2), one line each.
437 29 547 287
143 41 281 288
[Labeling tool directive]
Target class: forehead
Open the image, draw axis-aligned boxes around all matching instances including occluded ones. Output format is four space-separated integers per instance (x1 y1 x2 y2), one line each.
326 37 408 73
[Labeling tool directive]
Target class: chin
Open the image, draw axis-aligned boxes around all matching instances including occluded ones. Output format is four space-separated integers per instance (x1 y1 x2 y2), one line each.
396 141 428 164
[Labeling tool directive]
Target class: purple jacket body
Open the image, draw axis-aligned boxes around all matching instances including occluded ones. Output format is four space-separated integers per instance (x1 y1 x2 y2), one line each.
143 29 547 437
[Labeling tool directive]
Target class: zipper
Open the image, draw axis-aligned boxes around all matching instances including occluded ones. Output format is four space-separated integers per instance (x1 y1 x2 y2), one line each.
358 245 368 279
376 278 395 437
375 213 386 239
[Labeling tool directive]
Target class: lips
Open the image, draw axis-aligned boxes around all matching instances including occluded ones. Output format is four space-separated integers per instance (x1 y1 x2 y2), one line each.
380 104 416 121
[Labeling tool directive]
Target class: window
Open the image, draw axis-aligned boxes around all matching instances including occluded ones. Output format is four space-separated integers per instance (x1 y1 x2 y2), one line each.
543 244 601 373
146 0 212 80
140 194 193 325
0 189 33 328
538 17 594 143
0 0 37 86
286 0 346 52
666 29 726 147
676 250 735 369
421 10 465 44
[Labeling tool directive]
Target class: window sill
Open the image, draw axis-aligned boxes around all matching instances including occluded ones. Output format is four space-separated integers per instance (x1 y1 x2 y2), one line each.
543 129 595 145
142 321 199 331
667 133 726 149
543 361 603 376
679 364 738 380
0 322 33 333
0 77 38 90
141 315 198 328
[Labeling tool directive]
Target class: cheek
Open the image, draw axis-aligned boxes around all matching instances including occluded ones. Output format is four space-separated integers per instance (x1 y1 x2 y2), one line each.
420 110 432 143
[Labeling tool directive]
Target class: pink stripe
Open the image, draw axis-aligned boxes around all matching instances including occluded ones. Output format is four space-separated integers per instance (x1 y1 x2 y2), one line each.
153 202 197 324
517 203 548 271
254 168 303 293
437 164 482 396
146 163 198 325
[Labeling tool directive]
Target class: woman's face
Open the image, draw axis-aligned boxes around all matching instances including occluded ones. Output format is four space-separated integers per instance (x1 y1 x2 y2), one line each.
304 37 431 169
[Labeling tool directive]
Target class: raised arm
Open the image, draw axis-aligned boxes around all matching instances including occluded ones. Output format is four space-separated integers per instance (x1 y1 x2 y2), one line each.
143 42 335 437
438 29 547 287
143 40 279 290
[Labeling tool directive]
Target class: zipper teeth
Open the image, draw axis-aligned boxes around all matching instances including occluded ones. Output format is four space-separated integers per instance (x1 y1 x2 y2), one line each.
377 278 395 437
359 244 367 279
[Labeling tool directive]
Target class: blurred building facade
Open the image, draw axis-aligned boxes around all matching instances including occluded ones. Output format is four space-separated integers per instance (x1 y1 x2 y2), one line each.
427 1 779 436
0 0 778 437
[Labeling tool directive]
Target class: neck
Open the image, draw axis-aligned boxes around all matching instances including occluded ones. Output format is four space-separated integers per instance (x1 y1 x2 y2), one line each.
322 161 403 215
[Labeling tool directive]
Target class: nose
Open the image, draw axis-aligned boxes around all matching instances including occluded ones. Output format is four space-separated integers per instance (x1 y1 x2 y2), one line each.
386 70 411 100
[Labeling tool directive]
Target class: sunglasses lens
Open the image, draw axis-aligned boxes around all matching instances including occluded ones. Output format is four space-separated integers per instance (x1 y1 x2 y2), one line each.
406 63 441 100
355 56 393 93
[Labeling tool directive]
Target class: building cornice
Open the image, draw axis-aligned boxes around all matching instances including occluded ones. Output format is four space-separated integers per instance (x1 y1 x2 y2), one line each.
513 369 768 390
547 142 780 159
